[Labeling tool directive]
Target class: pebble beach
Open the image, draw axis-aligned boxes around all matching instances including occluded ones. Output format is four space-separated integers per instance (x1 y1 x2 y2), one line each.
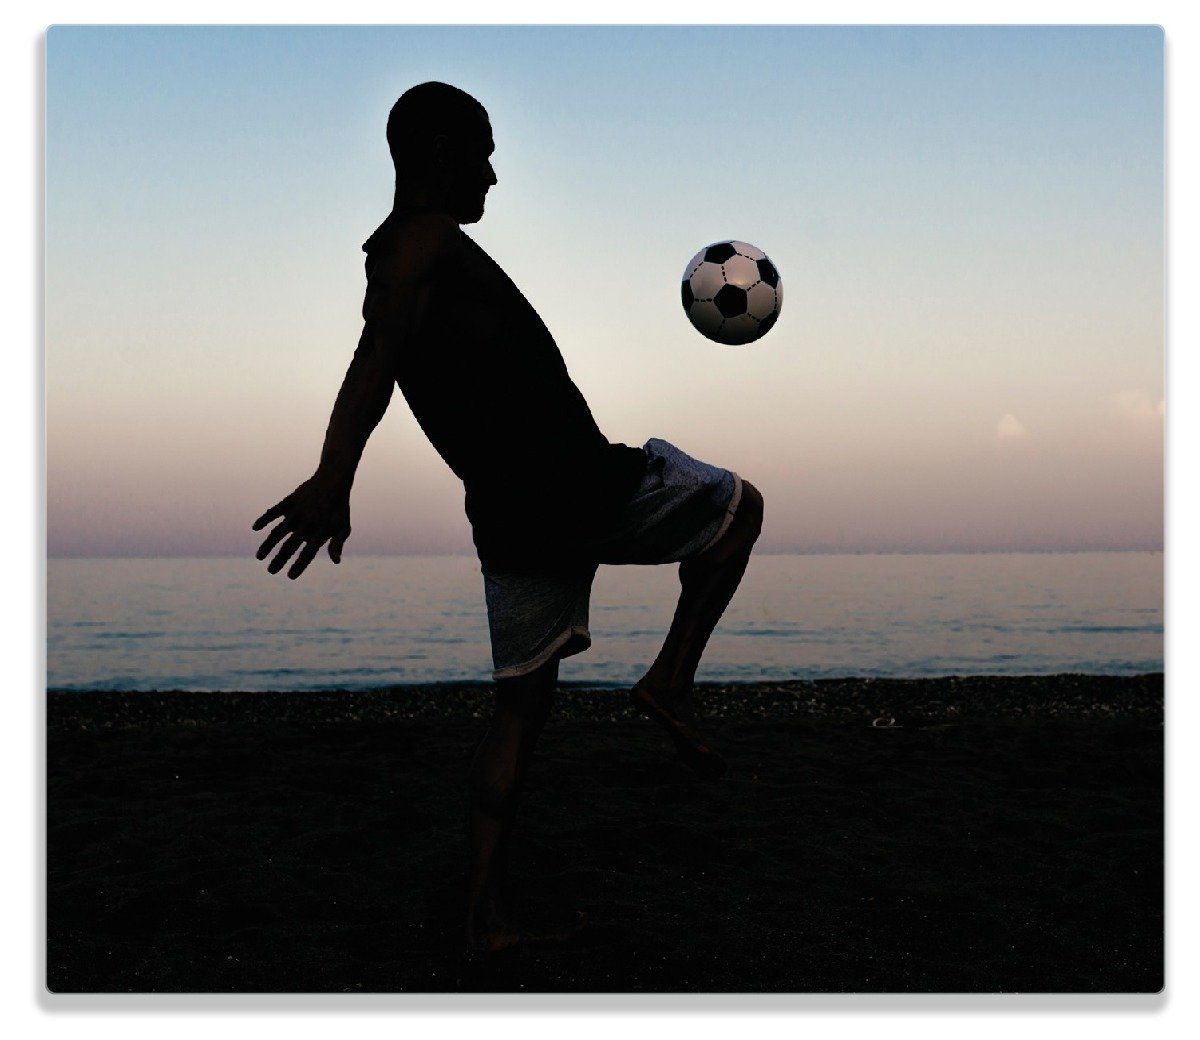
47 674 1163 993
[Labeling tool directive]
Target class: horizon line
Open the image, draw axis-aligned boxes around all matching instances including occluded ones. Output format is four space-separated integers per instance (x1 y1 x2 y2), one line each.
46 546 1165 562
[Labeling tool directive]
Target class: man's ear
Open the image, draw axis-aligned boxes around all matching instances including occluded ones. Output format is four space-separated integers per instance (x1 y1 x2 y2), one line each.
430 133 451 170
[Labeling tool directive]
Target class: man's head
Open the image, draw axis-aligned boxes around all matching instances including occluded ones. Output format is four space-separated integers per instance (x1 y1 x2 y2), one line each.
387 82 496 224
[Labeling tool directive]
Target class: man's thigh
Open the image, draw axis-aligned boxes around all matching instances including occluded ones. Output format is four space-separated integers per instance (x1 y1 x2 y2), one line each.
482 565 596 682
592 437 742 566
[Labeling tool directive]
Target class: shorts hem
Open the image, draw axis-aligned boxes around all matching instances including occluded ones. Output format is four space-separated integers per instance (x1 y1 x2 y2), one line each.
492 625 592 681
697 471 743 555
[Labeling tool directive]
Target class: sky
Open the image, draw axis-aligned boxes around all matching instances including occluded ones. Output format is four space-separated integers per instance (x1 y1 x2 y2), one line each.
45 25 1164 557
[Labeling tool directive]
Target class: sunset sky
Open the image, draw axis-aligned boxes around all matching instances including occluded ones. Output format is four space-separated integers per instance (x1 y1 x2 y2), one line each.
46 25 1164 557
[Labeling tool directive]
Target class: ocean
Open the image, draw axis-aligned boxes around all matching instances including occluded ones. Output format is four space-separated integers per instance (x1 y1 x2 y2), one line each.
45 552 1163 691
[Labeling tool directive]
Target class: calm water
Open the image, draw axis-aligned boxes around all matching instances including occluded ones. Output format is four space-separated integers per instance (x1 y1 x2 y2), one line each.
46 553 1162 691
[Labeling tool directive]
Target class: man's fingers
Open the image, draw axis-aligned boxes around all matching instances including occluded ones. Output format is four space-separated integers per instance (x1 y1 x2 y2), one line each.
287 540 325 580
267 532 305 575
255 521 293 561
328 526 350 564
252 497 291 531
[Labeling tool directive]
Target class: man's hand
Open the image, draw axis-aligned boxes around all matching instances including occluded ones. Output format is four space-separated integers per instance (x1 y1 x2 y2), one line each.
252 473 352 579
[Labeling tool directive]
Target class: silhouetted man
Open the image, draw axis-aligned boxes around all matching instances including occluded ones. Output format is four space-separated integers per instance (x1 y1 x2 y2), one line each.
253 82 764 954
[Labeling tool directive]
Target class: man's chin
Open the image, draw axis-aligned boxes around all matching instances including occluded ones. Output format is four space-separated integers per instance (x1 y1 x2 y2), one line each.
455 198 487 225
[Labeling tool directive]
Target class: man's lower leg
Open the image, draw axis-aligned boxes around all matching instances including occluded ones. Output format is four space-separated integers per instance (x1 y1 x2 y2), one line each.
465 660 555 950
632 482 764 772
642 482 764 700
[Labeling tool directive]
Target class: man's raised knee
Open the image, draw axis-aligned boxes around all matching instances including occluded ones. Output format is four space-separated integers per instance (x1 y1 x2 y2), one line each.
738 480 765 540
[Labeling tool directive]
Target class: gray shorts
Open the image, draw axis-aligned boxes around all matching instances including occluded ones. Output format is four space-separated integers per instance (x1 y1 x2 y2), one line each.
482 438 743 680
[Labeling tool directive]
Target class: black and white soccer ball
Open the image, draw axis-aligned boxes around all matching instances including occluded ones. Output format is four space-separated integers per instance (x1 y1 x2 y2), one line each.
681 240 783 345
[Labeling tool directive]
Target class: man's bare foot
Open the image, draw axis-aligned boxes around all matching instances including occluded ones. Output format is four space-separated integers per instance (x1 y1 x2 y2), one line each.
465 903 587 955
630 679 726 780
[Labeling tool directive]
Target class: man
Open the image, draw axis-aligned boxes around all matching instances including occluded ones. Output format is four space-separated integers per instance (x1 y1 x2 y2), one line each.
253 82 764 954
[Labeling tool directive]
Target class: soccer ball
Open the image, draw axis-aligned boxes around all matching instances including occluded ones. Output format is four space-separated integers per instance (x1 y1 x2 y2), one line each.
681 240 783 345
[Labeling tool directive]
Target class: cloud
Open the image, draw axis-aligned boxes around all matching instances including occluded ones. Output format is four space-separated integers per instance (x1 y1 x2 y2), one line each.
1110 389 1164 420
996 413 1027 440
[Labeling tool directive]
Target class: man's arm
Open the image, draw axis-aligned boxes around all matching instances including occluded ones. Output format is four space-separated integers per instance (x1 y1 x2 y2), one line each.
313 326 398 492
252 214 458 579
250 332 393 580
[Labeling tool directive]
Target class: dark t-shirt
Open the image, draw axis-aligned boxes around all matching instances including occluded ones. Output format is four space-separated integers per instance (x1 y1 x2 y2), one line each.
362 216 647 570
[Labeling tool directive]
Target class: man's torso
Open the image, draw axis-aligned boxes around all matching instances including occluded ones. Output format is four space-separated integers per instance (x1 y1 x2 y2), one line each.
362 212 646 568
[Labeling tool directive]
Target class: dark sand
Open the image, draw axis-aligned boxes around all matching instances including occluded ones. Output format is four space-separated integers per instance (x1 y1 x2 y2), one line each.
47 676 1163 993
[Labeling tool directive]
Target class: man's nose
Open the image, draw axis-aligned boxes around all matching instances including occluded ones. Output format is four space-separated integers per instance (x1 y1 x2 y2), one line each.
486 161 497 186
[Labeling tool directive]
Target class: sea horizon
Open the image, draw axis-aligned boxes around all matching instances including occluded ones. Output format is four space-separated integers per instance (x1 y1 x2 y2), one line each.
45 548 1165 560
47 551 1163 692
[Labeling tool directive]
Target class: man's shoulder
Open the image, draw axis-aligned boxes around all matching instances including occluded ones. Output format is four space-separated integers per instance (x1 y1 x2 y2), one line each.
363 211 462 287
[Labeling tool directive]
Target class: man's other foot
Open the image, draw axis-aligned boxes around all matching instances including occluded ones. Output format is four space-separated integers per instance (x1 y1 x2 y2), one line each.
630 681 726 780
465 909 587 956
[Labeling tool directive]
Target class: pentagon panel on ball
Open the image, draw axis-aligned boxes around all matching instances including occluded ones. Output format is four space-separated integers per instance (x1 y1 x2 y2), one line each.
680 240 783 345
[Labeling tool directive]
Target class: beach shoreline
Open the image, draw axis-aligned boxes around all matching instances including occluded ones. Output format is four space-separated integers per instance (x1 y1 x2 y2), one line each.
48 675 1163 993
48 672 1164 726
